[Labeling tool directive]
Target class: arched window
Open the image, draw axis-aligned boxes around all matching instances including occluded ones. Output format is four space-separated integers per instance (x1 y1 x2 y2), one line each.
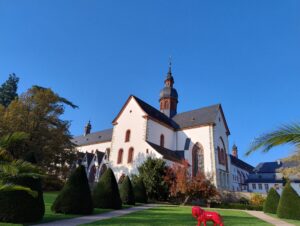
125 130 131 142
99 164 107 178
192 143 204 177
160 134 165 147
217 147 221 164
88 165 96 183
117 149 123 164
128 147 134 163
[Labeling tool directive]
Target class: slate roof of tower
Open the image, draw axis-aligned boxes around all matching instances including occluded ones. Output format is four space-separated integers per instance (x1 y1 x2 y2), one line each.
147 141 185 163
230 155 254 172
72 128 113 146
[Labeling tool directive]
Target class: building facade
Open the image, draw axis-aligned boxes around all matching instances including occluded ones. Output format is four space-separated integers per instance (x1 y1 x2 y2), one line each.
72 65 253 191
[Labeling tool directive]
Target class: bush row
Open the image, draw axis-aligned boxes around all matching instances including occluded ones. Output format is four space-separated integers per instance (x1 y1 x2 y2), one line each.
264 182 300 220
52 166 148 214
211 202 263 211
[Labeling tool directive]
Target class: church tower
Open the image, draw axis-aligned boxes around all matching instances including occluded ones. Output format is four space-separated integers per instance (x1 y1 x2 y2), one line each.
159 62 178 118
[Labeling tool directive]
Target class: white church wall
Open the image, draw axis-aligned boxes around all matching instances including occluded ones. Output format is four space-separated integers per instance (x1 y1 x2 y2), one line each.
177 126 213 175
213 110 231 190
146 119 176 150
76 141 111 154
109 97 150 180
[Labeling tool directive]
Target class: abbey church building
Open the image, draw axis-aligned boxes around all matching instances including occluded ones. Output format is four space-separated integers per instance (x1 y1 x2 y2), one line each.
72 65 251 190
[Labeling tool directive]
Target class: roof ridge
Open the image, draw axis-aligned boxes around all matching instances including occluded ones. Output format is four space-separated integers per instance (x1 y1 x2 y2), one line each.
173 104 221 117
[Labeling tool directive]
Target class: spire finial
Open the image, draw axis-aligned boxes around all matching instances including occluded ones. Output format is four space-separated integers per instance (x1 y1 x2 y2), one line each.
168 56 172 74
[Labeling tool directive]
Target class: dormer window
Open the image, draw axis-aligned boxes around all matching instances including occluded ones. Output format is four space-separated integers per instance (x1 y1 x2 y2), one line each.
160 134 165 147
125 130 131 142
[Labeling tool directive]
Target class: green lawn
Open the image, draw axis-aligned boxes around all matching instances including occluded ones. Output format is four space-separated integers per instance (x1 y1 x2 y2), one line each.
266 213 300 226
82 205 272 226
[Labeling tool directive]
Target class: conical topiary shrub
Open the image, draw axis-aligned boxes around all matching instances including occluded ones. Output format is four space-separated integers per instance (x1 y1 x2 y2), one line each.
277 182 300 220
120 176 135 205
93 168 122 209
133 177 148 203
51 165 93 214
263 187 280 214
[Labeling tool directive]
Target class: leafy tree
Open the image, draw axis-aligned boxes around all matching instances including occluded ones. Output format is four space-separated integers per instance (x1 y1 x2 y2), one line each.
165 160 218 204
52 165 93 214
132 177 148 203
119 176 135 205
250 193 266 206
246 123 300 175
0 73 19 107
277 182 300 220
137 157 169 201
93 168 122 209
263 188 280 214
0 86 78 177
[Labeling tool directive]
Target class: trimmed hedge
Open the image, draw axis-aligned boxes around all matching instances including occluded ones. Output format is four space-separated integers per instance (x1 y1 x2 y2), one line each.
277 182 300 220
0 177 45 223
52 165 93 214
120 176 135 205
133 178 148 203
211 202 263 211
263 188 280 214
93 168 122 209
42 175 64 191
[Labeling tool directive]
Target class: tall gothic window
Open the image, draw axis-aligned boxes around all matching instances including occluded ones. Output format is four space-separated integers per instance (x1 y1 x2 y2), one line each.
125 130 131 142
106 148 110 161
128 147 134 163
192 143 204 177
117 149 123 164
160 134 165 147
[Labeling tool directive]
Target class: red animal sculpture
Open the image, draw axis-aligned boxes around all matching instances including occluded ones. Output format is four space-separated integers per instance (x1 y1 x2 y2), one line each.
192 206 224 226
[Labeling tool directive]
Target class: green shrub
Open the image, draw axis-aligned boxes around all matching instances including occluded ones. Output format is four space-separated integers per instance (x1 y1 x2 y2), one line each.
211 202 263 211
263 188 280 214
0 177 45 223
133 177 148 203
51 165 93 214
93 168 122 209
277 182 300 220
120 176 135 205
42 175 64 191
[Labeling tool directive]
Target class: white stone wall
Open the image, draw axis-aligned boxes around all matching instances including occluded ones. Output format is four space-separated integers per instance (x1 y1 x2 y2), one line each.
76 141 111 154
213 110 231 190
146 119 176 150
109 97 154 179
176 126 213 174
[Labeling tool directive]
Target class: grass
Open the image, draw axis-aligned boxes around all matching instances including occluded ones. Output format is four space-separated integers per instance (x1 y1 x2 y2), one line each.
266 213 300 226
82 205 273 226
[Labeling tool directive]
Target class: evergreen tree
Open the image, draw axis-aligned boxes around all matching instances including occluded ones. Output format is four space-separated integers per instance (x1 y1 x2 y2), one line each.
277 182 300 220
133 177 148 203
51 165 93 214
0 74 19 107
120 176 135 205
263 187 280 214
93 168 122 209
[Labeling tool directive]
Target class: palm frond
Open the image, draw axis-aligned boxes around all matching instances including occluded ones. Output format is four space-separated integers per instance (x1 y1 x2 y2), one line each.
0 132 29 150
246 123 300 155
0 184 38 198
0 149 13 162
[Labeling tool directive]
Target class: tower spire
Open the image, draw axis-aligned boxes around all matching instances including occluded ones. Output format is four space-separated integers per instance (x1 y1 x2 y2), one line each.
159 58 178 118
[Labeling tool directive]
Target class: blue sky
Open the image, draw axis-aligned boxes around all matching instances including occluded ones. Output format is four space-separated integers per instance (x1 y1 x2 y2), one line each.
0 0 299 166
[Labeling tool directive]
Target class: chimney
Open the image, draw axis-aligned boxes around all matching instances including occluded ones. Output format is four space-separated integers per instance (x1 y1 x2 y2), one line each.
232 144 238 158
84 121 92 136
